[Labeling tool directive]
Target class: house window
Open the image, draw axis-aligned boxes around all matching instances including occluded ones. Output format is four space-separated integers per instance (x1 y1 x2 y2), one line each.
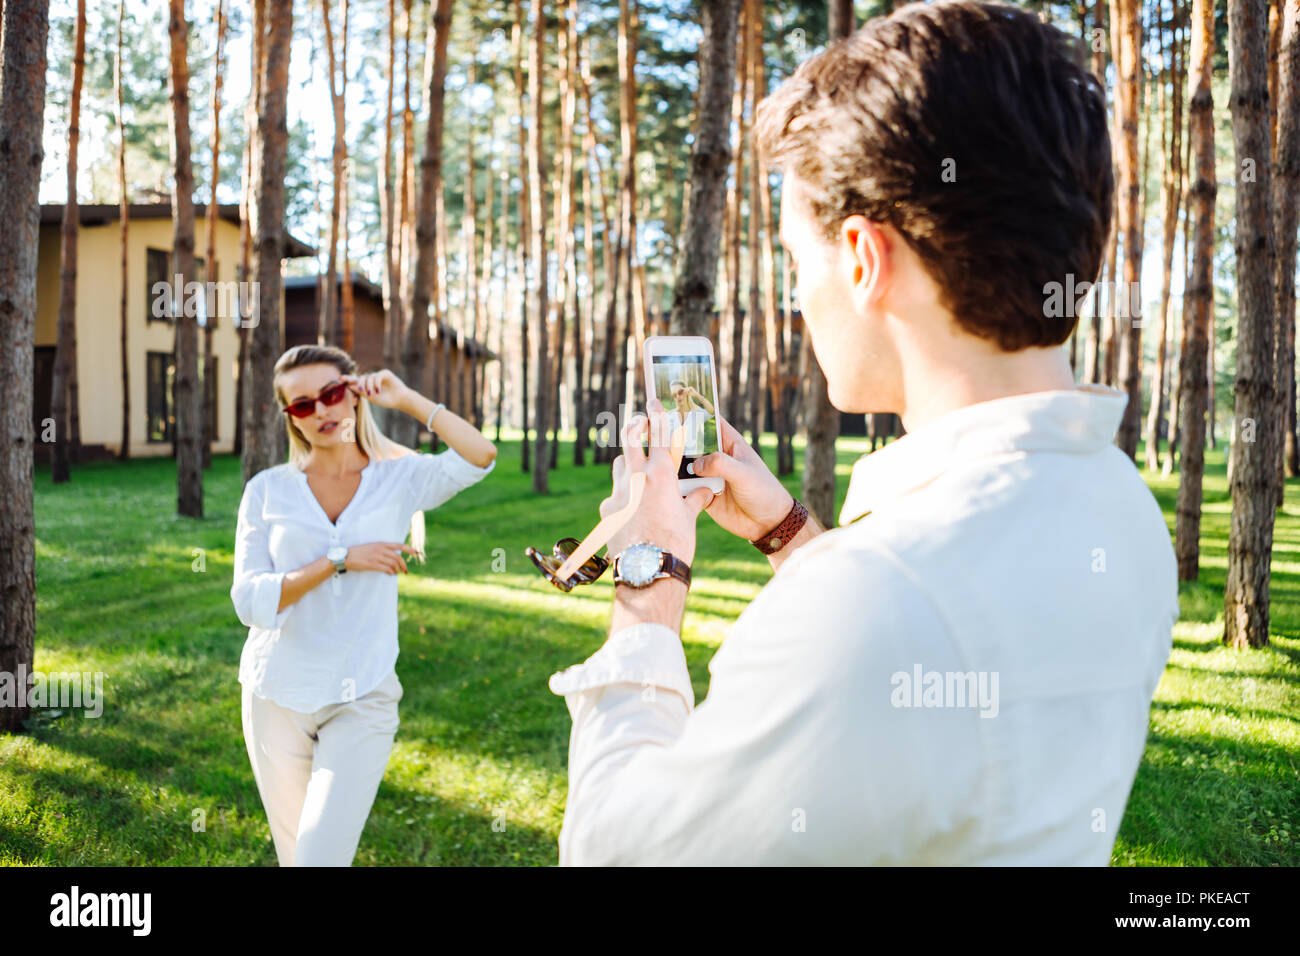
33 346 55 436
146 248 170 323
202 356 217 437
146 249 205 323
146 351 174 443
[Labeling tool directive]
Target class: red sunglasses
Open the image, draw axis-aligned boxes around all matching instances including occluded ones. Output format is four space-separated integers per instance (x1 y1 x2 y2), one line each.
282 380 352 419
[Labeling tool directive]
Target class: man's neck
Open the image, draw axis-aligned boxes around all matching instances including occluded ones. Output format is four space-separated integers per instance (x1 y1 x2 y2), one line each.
897 342 1078 435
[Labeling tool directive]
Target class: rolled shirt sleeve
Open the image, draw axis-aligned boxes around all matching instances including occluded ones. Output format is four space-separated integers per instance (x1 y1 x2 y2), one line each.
230 477 293 632
406 448 495 512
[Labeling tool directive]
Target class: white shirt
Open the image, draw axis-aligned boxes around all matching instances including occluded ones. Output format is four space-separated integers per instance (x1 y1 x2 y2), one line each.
668 407 710 456
231 448 494 713
548 385 1178 865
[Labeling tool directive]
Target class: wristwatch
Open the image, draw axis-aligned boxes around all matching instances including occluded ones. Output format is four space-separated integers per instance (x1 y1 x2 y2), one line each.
611 542 692 589
327 546 348 575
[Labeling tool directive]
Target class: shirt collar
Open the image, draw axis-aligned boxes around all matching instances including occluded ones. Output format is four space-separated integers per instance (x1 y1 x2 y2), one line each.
838 385 1130 525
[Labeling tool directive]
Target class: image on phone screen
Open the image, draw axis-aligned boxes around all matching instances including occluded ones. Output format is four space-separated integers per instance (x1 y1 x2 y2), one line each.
649 354 719 480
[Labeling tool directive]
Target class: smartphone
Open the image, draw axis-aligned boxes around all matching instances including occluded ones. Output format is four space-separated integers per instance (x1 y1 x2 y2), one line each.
642 335 725 496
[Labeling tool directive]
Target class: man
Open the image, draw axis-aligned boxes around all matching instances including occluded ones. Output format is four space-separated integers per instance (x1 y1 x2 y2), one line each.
548 1 1178 865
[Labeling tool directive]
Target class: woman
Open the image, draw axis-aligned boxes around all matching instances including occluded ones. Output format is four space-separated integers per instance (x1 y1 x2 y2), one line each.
667 379 714 457
230 344 496 866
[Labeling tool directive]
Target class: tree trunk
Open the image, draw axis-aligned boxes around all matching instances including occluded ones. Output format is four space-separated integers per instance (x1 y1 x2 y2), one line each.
397 0 414 376
341 169 355 351
169 0 202 517
576 68 595 465
117 0 130 462
50 0 86 485
1175 0 1216 580
0 0 50 734
401 0 454 450
800 0 851 527
243 0 293 481
1272 0 1299 489
1223 0 1277 648
669 0 741 344
235 0 265 461
464 68 479 427
377 0 400 433
549 1 577 471
436 184 451 432
479 97 496 433
321 0 348 347
580 47 621 464
828 0 854 39
202 0 226 471
1114 0 1145 458
744 0 764 453
529 0 551 492
338 4 354 354
495 164 510 444
512 0 533 470
609 0 639 450
753 4 792 476
1145 1 1183 471
724 5 747 429
1165 26 1194 479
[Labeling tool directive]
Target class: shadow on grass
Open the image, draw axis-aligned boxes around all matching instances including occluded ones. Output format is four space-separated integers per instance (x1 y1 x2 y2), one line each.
1119 730 1299 866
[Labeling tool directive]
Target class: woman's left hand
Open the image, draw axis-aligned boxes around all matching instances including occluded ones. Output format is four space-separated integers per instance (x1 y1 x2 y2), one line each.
343 370 409 411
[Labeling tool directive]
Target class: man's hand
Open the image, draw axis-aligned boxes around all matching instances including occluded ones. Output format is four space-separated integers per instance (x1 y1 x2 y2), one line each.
603 403 714 635
691 414 796 542
603 404 714 562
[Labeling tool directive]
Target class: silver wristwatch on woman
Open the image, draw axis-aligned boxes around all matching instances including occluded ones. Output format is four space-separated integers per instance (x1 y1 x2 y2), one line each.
328 546 348 575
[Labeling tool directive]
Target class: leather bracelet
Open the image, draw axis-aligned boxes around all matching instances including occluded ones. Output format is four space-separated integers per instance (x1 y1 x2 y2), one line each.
751 498 809 555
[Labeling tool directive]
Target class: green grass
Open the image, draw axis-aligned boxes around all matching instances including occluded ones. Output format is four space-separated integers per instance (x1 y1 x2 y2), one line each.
2 430 1297 866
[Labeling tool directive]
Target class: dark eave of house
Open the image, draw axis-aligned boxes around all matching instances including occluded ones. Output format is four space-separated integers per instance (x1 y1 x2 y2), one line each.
39 203 316 259
283 271 498 361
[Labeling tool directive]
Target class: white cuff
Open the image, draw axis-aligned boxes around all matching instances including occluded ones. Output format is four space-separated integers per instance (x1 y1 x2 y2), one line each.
548 622 695 711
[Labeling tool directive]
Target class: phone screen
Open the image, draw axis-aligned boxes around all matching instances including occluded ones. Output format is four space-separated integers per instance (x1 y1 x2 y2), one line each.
650 354 719 479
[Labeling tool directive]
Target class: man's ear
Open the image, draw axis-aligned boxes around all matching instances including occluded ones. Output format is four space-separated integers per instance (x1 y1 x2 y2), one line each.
841 215 888 310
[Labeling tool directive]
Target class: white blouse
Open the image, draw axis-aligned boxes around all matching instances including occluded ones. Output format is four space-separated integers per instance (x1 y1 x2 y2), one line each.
231 448 494 713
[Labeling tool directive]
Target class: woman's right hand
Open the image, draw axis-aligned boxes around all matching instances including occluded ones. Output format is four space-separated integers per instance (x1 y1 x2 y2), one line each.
344 542 420 575
690 414 796 543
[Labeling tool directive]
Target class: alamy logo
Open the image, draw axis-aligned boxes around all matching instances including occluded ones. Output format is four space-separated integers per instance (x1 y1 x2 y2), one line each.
0 666 105 718
890 664 1000 719
151 273 260 327
49 886 151 936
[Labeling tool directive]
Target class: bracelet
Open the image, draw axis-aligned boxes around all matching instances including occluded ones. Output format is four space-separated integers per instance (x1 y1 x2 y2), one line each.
751 498 809 556
425 402 445 432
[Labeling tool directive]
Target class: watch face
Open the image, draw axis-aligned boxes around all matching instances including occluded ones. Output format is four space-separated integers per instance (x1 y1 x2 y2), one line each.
620 544 663 586
328 547 347 562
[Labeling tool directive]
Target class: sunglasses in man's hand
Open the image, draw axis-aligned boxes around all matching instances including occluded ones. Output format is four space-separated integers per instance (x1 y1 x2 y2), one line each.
526 538 610 592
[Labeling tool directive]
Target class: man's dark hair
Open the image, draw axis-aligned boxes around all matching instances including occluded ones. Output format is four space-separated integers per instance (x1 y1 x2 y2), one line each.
754 0 1113 351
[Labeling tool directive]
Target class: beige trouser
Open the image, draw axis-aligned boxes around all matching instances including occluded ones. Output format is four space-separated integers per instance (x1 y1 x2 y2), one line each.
241 670 402 867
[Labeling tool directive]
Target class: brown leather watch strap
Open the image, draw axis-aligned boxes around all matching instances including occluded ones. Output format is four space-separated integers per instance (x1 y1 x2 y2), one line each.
657 551 692 588
752 499 810 555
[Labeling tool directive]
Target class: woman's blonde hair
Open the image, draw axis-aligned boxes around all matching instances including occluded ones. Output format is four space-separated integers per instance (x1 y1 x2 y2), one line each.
272 344 425 560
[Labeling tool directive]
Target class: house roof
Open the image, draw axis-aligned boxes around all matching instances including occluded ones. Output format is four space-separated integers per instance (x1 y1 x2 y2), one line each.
39 203 315 259
283 271 498 361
